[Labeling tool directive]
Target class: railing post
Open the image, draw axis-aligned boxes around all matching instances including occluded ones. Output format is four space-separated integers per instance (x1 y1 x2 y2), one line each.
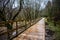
16 21 18 35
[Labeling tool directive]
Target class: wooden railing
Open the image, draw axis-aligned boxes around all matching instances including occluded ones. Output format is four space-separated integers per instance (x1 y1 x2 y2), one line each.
0 18 41 40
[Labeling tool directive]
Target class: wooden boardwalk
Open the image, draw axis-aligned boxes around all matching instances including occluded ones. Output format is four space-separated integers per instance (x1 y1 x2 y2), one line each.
13 18 45 40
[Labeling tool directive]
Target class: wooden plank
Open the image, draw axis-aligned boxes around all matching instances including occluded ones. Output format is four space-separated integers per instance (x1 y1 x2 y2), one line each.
13 18 45 40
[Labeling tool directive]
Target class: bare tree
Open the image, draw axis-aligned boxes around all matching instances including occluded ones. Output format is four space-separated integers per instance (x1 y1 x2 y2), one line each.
0 0 23 29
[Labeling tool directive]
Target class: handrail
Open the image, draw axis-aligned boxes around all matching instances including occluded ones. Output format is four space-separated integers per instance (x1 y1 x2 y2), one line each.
0 18 41 40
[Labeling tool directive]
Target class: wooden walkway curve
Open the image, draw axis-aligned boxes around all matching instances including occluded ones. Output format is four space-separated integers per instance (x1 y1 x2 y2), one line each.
13 18 45 40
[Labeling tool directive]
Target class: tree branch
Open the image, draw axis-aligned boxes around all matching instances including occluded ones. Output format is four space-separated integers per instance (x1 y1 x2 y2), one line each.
12 0 23 20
